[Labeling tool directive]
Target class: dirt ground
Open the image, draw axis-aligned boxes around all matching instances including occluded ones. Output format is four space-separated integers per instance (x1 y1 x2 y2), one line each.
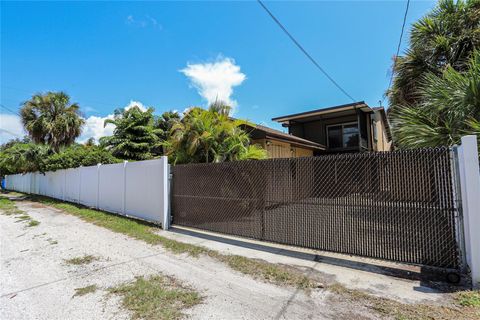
0 199 463 320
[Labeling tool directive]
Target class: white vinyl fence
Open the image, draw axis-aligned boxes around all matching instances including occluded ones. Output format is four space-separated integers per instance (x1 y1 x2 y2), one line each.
5 157 170 229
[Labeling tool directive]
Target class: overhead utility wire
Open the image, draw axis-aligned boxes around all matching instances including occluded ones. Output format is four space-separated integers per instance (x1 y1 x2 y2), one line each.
257 0 356 102
383 0 411 105
0 103 21 116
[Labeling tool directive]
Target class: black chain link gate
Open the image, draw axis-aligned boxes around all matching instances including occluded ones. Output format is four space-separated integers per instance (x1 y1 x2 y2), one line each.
172 148 460 270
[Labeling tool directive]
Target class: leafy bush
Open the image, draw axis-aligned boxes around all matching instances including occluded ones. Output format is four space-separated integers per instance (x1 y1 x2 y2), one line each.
43 145 121 171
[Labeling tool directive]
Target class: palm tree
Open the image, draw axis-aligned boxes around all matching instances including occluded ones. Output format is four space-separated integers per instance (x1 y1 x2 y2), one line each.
391 50 480 149
388 0 480 109
20 92 85 152
164 104 267 164
99 106 161 160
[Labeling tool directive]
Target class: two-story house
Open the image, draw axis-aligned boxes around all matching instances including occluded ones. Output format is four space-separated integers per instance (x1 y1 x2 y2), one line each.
271 101 392 154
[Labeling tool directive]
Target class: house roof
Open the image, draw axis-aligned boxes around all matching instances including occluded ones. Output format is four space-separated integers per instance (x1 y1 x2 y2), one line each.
272 101 372 123
244 123 326 150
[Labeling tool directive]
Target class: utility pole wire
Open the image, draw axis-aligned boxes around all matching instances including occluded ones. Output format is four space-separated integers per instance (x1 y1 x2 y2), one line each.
257 0 356 102
383 0 411 105
0 103 21 116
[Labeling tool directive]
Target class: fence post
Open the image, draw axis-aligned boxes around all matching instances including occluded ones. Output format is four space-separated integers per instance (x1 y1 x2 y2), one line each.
123 161 128 215
457 135 480 288
63 170 67 201
96 163 101 209
78 167 82 204
161 156 170 230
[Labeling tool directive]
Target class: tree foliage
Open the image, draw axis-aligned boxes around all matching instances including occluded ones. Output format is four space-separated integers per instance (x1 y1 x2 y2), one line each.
0 141 121 175
164 104 267 164
20 92 85 152
0 142 49 175
152 111 181 155
99 106 161 160
388 0 480 109
391 50 480 149
43 145 121 172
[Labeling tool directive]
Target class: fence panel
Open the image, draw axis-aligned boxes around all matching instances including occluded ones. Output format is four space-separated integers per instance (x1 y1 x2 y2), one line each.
4 158 169 227
125 159 165 222
98 163 124 214
172 148 459 270
79 166 98 207
65 169 80 203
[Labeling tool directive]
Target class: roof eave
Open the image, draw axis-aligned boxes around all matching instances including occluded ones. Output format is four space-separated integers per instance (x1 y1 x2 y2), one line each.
272 101 371 123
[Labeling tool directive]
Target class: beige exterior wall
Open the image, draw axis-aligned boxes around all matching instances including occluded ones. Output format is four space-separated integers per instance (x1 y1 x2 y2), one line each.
372 114 393 152
251 139 314 159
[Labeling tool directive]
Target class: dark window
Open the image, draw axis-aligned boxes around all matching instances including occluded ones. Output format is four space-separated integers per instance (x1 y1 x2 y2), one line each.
327 126 342 148
327 123 359 149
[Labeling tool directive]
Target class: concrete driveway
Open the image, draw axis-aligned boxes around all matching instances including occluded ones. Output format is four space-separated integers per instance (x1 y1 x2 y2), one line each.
0 198 456 320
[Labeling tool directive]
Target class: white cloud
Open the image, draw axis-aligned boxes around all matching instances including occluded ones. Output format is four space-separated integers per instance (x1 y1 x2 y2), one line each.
126 15 161 29
125 100 148 112
77 100 150 143
0 114 25 144
180 57 246 111
78 114 115 143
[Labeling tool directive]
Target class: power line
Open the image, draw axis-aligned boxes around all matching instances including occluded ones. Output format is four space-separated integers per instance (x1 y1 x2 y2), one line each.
256 0 356 102
1 85 114 109
383 0 411 105
0 128 22 138
0 103 21 116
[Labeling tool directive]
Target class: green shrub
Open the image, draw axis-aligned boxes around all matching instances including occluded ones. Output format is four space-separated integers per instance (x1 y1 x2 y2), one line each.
43 145 121 171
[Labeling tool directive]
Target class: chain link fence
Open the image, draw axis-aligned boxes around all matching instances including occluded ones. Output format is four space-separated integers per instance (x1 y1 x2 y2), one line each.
172 148 459 269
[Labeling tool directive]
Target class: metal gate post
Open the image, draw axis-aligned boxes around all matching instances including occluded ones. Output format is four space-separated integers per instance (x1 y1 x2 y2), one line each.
451 146 467 273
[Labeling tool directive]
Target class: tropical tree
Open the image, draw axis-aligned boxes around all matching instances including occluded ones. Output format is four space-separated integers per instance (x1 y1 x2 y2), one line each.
0 142 49 175
391 50 480 149
164 104 267 164
388 0 480 109
99 106 161 160
20 92 85 152
152 111 181 155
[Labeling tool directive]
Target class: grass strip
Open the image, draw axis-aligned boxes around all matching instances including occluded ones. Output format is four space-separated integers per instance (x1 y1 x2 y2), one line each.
109 275 201 320
329 284 480 320
0 197 24 215
0 197 40 227
456 290 480 308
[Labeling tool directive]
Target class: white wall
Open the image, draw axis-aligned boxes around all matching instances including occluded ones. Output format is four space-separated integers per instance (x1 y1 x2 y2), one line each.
5 157 169 229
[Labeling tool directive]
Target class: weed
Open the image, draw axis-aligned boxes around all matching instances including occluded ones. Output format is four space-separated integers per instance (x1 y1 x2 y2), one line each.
27 220 40 227
65 255 98 265
0 198 23 216
109 275 201 320
456 290 480 308
73 285 98 297
328 283 479 320
211 253 315 289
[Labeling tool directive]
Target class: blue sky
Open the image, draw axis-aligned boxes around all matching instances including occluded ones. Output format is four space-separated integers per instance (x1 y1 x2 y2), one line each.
1 0 435 143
